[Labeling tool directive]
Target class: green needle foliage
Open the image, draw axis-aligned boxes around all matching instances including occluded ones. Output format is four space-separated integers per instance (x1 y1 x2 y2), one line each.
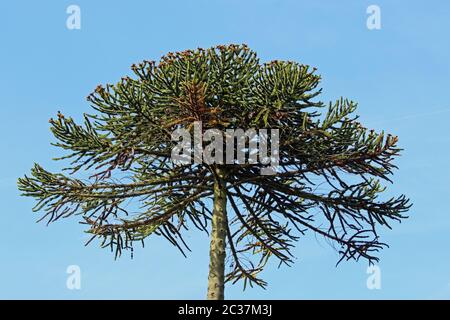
18 44 411 297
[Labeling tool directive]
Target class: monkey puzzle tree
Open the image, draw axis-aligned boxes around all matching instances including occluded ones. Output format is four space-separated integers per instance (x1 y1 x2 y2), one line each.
18 44 410 300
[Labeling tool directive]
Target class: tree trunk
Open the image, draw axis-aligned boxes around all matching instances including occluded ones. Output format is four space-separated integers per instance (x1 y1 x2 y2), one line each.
206 169 228 300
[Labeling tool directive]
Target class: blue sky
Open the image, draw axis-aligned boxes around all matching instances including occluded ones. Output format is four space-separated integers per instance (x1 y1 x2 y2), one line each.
0 0 449 299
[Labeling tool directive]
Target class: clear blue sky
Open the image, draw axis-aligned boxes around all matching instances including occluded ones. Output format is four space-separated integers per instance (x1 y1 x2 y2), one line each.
1 0 449 299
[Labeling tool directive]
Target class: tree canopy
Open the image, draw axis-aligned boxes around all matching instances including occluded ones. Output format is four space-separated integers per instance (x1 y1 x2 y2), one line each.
18 44 410 294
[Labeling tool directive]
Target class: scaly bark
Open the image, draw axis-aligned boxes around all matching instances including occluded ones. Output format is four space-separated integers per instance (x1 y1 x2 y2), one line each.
206 169 228 300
